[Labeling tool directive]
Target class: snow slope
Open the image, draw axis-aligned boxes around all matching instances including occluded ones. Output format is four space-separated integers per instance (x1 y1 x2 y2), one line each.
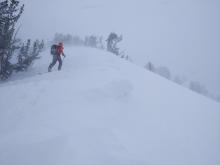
0 47 220 165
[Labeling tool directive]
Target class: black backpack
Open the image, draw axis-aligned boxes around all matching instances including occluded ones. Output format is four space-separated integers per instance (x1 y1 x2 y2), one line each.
51 44 58 55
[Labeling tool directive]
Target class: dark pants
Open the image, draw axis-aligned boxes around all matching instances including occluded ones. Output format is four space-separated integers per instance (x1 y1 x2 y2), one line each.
48 55 62 71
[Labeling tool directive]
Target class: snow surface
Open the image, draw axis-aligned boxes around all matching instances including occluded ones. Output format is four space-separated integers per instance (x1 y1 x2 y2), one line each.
0 47 220 165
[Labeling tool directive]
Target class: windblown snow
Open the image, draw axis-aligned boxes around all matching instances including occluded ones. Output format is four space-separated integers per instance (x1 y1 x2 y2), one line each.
0 47 220 165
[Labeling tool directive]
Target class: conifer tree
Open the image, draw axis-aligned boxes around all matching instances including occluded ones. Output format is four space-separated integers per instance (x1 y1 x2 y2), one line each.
14 39 43 72
0 0 24 79
106 32 122 55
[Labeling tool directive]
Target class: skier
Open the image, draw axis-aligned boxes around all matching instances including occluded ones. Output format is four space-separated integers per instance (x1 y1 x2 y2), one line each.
48 42 66 72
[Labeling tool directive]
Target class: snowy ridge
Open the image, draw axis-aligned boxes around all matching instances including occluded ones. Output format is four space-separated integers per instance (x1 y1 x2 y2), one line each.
0 47 220 165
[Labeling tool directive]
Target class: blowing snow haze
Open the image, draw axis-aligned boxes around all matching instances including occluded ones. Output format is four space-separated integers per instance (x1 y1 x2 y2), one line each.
1 1 220 165
18 0 220 97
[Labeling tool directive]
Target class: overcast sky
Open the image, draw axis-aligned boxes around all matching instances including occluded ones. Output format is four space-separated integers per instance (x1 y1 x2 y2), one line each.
18 0 220 97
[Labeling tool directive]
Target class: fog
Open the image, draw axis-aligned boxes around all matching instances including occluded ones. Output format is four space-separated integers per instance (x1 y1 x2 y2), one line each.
19 0 115 39
18 0 220 97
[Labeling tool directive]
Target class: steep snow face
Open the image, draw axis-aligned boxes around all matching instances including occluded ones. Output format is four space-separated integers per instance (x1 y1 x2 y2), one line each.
0 47 220 165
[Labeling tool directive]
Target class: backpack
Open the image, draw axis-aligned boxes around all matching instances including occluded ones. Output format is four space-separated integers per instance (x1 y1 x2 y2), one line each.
51 44 58 55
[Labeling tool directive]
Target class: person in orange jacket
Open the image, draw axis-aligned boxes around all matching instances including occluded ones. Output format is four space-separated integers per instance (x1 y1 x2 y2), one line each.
48 42 66 72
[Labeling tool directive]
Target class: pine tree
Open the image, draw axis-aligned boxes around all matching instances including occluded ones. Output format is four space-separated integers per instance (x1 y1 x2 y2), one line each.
39 40 45 50
32 40 39 56
24 39 31 58
18 43 25 65
0 0 24 79
145 62 155 72
14 39 43 72
14 39 31 72
106 32 122 55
